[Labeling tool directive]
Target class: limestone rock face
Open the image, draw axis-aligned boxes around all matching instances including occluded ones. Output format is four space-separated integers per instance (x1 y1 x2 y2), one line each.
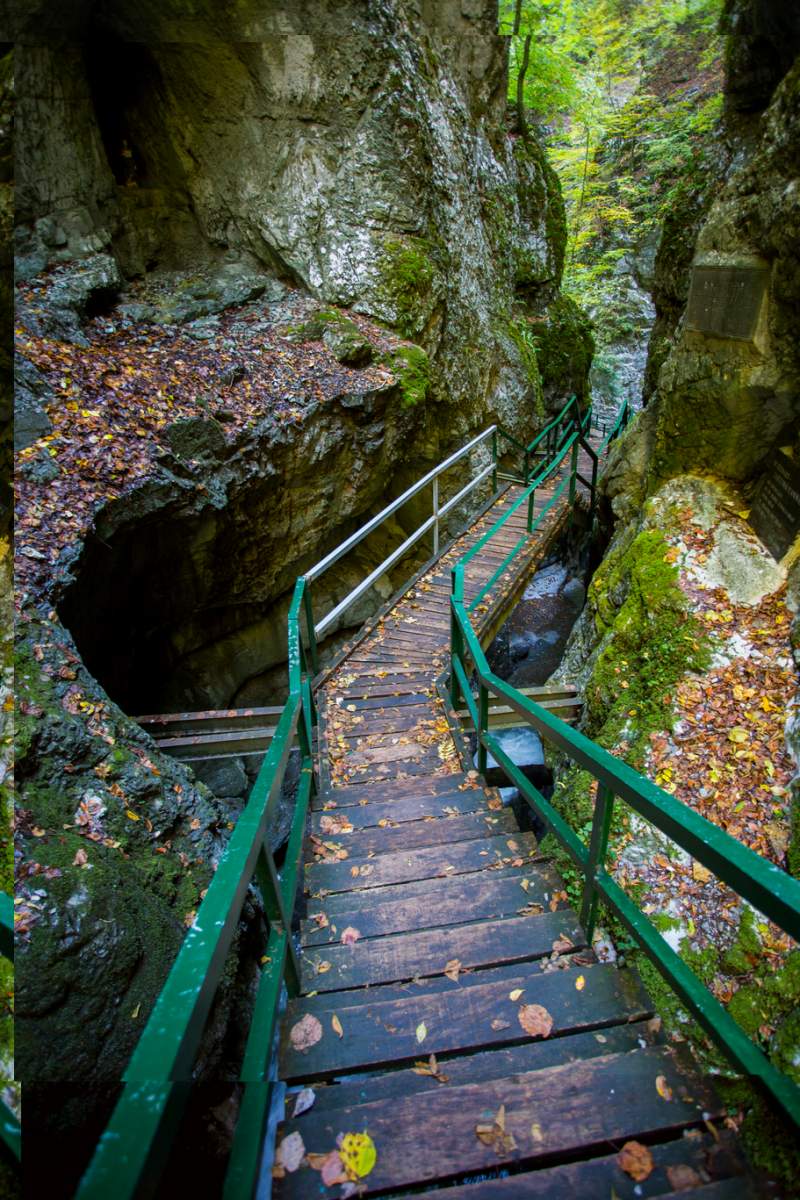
644 58 800 488
14 1 587 441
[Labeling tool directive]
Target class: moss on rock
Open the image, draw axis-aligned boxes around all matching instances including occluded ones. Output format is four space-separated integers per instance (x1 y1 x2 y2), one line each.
534 294 595 406
383 344 430 409
377 238 441 340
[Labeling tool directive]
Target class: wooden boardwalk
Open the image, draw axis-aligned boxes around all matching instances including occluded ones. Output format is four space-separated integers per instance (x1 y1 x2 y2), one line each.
271 461 754 1195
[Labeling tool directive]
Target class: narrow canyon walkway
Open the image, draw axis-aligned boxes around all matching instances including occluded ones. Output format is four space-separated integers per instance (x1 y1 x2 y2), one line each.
272 448 755 1196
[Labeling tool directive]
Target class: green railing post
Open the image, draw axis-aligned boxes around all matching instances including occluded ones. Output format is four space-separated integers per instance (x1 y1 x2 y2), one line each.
255 844 301 997
450 566 465 708
302 579 319 676
580 783 614 941
491 429 497 491
526 485 536 533
568 437 579 530
477 684 489 775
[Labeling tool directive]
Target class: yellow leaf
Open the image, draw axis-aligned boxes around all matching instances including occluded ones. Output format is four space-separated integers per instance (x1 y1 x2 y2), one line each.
575 975 585 991
125 810 140 821
339 1132 377 1180
728 728 748 744
509 988 524 1001
131 1003 141 1020
655 1074 673 1101
416 1021 427 1043
332 1014 343 1038
530 1122 543 1142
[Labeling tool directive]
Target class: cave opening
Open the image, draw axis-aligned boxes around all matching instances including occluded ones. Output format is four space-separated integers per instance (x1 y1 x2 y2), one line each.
84 38 167 191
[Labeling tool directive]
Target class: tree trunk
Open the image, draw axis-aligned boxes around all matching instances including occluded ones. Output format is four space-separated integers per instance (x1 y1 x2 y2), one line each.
516 32 532 140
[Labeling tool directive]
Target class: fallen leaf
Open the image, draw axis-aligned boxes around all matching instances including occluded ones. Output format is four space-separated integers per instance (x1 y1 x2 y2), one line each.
131 1003 141 1020
73 847 88 867
575 975 586 991
340 1132 377 1180
518 1004 553 1038
412 1053 449 1083
491 1018 510 1031
416 1021 428 1043
666 1163 703 1191
332 1014 344 1038
290 1013 323 1052
617 1141 654 1182
315 960 332 974
530 1122 543 1142
320 1150 348 1186
340 926 361 945
292 1088 315 1118
444 958 462 982
655 1074 673 1101
509 988 524 1001
475 1105 517 1154
275 1131 305 1173
691 861 712 884
552 936 574 954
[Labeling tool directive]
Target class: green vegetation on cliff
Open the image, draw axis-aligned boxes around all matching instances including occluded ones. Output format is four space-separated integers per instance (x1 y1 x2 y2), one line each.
501 0 725 321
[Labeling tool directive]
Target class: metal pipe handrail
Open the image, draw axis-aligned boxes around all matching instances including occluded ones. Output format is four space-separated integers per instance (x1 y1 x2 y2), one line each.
305 425 497 583
314 460 494 637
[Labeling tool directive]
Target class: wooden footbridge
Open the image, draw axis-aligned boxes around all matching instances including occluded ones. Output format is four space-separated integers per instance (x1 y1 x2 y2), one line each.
78 398 800 1198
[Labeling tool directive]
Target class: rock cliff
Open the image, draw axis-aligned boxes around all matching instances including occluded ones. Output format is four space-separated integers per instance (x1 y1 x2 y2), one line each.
12 1 590 1109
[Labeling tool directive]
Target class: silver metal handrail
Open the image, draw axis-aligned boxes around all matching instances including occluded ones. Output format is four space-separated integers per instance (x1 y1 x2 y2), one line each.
310 426 497 638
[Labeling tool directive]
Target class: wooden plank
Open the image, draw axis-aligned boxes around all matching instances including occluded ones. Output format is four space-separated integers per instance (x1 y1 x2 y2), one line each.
333 756 458 784
299 909 585 993
312 774 478 809
279 961 650 1079
305 809 517 863
301 860 563 945
273 1046 719 1197
309 787 490 836
401 1135 749 1200
304 1019 664 1111
325 692 433 712
305 831 540 895
312 859 546 916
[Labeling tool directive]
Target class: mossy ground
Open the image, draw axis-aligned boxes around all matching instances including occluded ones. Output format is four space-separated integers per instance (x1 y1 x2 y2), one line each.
544 515 798 1189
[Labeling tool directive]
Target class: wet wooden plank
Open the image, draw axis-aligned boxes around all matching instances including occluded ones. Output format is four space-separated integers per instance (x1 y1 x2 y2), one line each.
299 909 585 992
280 961 650 1079
304 1019 664 1111
301 860 563 945
305 830 540 895
402 1135 749 1200
312 774 478 809
309 788 490 837
274 1045 719 1197
305 809 518 863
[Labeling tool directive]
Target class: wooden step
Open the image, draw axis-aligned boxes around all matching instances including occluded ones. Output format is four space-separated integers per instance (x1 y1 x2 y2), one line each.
301 861 564 945
305 830 541 895
301 1017 664 1111
279 960 651 1079
309 787 491 834
404 1135 751 1199
313 773 480 807
305 808 518 862
298 908 585 993
273 1044 720 1197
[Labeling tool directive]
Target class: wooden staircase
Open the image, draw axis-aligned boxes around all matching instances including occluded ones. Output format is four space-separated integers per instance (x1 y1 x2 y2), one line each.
270 473 758 1197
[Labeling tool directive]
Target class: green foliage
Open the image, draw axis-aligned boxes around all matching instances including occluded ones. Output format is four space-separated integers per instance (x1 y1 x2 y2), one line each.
384 345 430 408
502 0 726 324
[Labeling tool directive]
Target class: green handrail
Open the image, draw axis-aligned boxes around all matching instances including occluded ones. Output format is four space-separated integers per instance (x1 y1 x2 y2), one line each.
449 399 800 1128
77 582 319 1197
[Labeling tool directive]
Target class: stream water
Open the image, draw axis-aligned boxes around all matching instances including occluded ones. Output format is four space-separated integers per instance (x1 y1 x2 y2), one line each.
487 559 586 687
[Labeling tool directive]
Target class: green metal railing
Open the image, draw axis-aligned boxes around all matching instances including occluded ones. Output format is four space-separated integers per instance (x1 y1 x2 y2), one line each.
77 581 319 1199
78 387 800 1190
450 398 800 1129
0 892 19 1166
